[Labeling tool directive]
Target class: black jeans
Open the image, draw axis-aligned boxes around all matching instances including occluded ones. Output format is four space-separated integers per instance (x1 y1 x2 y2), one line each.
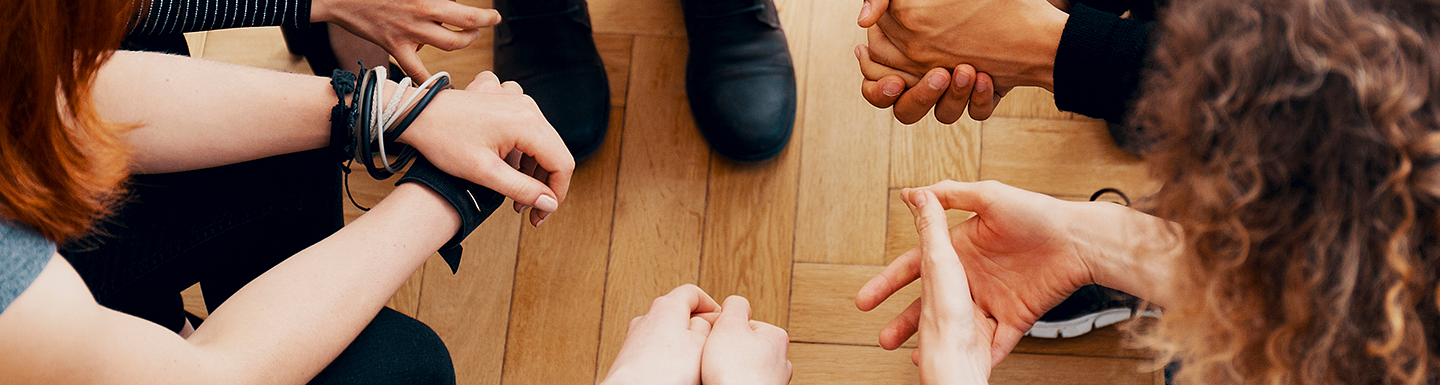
63 33 455 385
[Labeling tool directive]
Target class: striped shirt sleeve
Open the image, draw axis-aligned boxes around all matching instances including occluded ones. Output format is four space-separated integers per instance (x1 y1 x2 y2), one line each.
128 0 311 36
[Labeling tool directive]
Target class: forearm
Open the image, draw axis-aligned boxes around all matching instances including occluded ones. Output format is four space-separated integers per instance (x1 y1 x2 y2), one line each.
127 0 311 36
1067 201 1180 307
93 51 400 174
186 183 458 383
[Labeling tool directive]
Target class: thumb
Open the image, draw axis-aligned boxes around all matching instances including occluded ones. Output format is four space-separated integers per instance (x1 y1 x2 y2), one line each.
858 0 891 28
716 296 753 330
690 316 714 336
468 155 561 215
910 189 974 319
393 49 432 82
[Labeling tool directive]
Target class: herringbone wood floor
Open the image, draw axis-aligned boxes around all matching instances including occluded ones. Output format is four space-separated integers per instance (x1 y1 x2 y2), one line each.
178 1 1165 383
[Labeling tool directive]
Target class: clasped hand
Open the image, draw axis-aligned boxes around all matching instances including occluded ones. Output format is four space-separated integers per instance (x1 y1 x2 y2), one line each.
601 285 792 385
855 0 1067 124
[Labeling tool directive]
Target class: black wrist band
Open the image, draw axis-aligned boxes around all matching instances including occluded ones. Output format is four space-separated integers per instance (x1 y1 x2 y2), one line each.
396 156 506 273
329 69 358 164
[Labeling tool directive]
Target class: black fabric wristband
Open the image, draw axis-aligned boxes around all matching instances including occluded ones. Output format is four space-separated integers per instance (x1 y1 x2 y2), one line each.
396 156 506 273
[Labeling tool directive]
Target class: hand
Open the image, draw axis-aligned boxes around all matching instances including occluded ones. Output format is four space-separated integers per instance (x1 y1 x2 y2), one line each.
857 0 1068 92
398 71 575 227
312 0 501 80
855 52 1010 123
601 285 721 385
857 180 1096 364
907 188 995 384
701 296 792 385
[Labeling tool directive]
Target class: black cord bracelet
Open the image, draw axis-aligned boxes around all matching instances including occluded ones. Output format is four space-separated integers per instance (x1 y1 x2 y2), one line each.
328 69 358 164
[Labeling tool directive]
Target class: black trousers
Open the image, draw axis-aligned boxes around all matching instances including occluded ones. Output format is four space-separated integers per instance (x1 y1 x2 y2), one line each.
63 33 455 385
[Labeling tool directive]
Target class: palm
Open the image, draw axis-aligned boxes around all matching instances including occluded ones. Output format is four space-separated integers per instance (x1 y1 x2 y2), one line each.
949 203 1092 359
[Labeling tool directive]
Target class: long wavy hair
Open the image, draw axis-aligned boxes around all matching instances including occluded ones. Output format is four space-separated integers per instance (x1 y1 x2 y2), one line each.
1134 0 1440 383
0 0 134 242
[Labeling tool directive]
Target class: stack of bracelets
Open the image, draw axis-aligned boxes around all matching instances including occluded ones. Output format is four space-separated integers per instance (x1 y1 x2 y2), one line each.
329 66 505 273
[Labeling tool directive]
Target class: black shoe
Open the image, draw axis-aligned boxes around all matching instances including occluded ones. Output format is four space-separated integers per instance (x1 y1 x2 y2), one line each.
1027 284 1158 338
682 0 797 162
1029 189 1156 338
493 0 610 160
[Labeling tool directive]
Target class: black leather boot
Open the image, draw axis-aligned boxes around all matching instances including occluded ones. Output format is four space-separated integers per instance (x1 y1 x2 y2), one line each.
682 0 797 162
493 0 610 160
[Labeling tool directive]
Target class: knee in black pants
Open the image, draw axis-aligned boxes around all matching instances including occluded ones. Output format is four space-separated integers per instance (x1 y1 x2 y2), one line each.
309 307 456 385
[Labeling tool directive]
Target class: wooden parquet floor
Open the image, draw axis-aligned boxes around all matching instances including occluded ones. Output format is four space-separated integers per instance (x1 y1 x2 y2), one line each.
180 0 1165 383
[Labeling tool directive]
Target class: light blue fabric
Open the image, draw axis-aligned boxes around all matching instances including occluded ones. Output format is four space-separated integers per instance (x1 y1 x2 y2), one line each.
0 222 54 315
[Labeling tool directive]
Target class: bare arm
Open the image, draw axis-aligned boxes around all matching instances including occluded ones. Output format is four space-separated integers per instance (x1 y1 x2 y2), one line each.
0 183 456 384
93 51 575 226
1069 200 1181 308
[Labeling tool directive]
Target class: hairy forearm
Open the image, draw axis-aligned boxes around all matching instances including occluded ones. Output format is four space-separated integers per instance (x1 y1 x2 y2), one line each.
1068 202 1181 307
94 51 334 174
185 183 458 383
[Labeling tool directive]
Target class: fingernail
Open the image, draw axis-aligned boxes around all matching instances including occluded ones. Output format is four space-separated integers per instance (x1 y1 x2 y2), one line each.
912 191 928 208
882 81 903 97
519 205 530 213
927 74 947 90
976 80 990 93
855 46 864 60
535 218 546 227
535 195 558 212
859 1 872 23
954 73 971 88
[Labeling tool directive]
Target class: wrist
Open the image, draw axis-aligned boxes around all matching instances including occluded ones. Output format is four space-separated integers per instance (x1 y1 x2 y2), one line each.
1018 5 1067 90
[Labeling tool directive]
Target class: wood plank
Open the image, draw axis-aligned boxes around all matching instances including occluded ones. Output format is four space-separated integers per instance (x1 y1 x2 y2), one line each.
416 211 523 385
792 0 892 266
889 115 981 188
979 117 1158 199
789 263 918 348
988 87 1092 121
183 32 207 58
200 27 311 74
590 0 685 37
502 106 625 384
181 283 208 319
790 343 1156 385
693 0 812 331
596 34 635 108
593 36 711 382
698 154 798 328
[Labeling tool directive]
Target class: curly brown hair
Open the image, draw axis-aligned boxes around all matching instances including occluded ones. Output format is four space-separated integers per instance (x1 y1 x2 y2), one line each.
1133 0 1440 383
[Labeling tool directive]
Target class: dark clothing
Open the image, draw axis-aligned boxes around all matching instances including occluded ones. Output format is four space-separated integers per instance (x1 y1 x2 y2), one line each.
128 0 310 35
1052 0 1158 153
0 223 53 315
57 13 456 385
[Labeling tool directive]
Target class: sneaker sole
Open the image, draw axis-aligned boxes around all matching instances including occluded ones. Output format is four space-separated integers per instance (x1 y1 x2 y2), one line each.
1026 308 1161 338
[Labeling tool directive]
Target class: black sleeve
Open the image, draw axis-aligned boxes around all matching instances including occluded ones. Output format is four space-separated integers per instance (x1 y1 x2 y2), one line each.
128 0 311 36
1052 3 1152 131
1069 0 1148 15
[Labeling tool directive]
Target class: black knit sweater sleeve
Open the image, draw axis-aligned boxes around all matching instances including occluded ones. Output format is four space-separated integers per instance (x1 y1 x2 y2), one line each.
1052 3 1152 127
1069 0 1148 15
128 0 311 36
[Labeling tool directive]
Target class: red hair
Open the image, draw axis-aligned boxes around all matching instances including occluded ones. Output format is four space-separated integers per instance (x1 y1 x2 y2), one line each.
0 0 135 242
